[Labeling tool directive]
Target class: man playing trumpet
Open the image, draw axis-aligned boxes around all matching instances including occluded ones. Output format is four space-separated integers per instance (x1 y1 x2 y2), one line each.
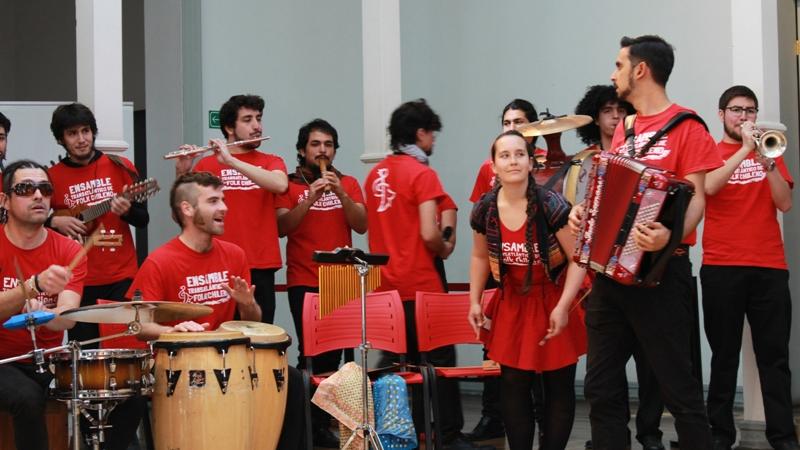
701 85 798 450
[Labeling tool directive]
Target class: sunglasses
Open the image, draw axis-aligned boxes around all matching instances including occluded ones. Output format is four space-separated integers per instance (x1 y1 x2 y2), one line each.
10 181 54 197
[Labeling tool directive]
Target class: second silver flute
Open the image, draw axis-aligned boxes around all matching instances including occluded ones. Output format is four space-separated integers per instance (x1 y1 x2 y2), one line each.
163 136 271 160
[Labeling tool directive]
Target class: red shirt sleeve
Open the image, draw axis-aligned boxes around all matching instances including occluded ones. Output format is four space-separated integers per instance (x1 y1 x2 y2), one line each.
676 122 723 177
470 163 493 203
414 169 447 205
343 176 365 204
776 156 794 188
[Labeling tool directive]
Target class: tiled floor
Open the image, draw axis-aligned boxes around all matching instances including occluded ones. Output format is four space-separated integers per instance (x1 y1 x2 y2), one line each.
315 392 749 450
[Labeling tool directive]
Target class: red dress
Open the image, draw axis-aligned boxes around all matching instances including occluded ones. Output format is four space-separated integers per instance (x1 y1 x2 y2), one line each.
484 221 587 372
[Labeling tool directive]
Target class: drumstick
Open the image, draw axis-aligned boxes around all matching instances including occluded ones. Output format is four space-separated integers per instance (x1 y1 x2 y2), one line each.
569 288 592 313
13 257 33 313
67 225 103 271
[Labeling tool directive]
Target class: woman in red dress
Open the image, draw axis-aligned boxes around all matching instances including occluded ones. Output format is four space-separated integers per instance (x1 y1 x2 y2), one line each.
468 130 587 449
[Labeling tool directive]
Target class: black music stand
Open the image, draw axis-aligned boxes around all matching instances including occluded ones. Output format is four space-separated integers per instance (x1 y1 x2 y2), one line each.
313 248 389 450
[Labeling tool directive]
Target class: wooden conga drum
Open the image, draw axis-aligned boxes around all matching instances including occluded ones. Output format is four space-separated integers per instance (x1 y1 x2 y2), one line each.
220 321 291 450
152 331 252 450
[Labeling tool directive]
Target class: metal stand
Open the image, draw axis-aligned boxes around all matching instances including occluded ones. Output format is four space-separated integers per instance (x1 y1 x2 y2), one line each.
340 257 383 450
0 311 143 450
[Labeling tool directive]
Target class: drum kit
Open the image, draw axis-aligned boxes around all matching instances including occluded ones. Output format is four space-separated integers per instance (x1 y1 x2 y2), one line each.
515 111 597 203
0 301 290 450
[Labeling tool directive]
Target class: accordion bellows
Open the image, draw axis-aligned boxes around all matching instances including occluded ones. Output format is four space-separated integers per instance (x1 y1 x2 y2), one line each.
574 153 694 286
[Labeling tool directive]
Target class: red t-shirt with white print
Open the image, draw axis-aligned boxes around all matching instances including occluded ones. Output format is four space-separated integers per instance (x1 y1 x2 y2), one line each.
702 141 793 268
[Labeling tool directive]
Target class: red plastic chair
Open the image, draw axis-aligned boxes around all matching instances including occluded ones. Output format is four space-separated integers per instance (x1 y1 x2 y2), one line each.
97 299 149 349
415 290 502 448
301 290 431 450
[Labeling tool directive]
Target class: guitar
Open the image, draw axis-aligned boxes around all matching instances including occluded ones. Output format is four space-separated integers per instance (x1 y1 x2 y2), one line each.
53 178 160 232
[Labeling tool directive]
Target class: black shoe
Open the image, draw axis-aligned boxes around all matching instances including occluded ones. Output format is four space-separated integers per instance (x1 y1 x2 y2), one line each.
464 416 505 441
312 426 339 448
711 436 732 450
773 440 800 450
640 435 665 450
585 440 593 449
444 435 496 450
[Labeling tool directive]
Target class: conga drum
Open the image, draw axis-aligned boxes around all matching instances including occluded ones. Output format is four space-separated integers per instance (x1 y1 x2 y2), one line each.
220 321 291 450
152 331 252 450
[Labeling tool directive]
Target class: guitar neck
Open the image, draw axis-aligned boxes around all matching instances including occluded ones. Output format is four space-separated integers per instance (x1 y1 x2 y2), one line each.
81 199 113 223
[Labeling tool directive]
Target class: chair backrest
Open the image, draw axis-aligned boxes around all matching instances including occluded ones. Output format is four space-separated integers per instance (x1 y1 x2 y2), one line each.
302 290 406 357
97 299 149 349
415 290 496 352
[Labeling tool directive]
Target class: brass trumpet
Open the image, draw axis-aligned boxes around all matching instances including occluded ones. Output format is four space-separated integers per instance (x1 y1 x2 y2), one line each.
163 136 271 160
752 122 787 159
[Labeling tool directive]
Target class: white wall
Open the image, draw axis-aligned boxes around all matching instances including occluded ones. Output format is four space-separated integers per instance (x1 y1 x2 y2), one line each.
142 0 800 397
399 0 736 386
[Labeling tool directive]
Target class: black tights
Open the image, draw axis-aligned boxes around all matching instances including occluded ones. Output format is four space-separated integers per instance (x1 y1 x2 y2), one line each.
500 363 577 450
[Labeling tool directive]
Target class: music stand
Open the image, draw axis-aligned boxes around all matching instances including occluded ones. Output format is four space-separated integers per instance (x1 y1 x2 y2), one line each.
313 248 389 450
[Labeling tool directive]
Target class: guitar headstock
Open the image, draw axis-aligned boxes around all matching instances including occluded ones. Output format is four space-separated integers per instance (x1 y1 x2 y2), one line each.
123 178 160 203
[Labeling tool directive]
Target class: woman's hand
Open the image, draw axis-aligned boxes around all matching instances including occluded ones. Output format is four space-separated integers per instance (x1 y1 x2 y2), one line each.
539 304 569 346
467 302 485 339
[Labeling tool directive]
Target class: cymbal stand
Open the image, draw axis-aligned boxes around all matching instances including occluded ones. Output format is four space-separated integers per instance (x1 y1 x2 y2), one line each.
341 256 383 450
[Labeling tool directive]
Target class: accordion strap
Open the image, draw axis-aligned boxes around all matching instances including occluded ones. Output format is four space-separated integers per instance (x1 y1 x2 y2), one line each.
624 111 708 158
640 184 690 286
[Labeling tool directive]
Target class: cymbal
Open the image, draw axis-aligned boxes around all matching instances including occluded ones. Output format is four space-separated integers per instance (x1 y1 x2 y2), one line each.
516 115 593 137
60 301 213 324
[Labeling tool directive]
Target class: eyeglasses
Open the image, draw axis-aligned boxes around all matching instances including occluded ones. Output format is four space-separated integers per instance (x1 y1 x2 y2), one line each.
725 106 758 116
10 181 54 197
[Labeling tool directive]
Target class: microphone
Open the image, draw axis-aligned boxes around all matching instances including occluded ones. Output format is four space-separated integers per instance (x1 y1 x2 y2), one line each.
3 311 56 330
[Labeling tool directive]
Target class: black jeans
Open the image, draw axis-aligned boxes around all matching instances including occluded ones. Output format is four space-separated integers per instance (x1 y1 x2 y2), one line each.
584 255 711 450
251 268 278 324
277 366 306 450
701 265 796 447
0 363 51 450
379 300 464 441
0 363 144 450
68 278 133 349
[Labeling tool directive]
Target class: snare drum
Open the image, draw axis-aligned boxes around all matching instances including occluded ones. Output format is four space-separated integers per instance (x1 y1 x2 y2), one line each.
562 147 599 204
49 348 153 399
152 331 252 450
220 321 291 450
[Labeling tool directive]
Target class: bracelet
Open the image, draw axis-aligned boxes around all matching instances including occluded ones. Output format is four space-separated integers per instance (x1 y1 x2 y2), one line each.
34 274 43 293
25 276 40 296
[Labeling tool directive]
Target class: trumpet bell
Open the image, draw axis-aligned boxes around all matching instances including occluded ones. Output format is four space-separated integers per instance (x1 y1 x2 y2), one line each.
756 129 786 159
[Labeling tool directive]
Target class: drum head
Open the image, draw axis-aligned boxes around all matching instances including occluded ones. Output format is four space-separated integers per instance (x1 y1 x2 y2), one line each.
219 321 288 344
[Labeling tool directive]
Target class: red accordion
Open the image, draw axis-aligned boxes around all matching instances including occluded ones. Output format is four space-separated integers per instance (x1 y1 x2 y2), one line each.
574 153 694 286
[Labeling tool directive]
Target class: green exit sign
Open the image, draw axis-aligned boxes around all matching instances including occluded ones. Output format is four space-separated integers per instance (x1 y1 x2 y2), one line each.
208 110 220 129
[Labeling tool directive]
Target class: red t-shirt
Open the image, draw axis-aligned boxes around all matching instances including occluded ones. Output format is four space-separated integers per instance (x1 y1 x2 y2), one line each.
48 154 139 285
126 237 251 330
469 147 547 203
0 229 87 359
702 141 793 268
275 176 365 287
194 151 287 269
609 104 723 245
364 155 448 299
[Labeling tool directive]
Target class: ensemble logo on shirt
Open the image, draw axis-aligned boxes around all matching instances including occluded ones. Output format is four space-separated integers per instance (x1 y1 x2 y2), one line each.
617 132 671 161
299 190 343 211
728 158 767 185
372 168 396 212
501 242 542 266
2 277 57 308
220 168 259 191
178 270 231 305
64 177 114 208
